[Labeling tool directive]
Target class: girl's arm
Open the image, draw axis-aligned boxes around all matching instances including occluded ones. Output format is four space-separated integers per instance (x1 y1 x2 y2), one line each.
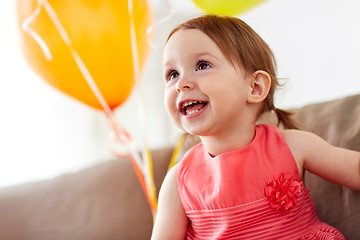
151 164 189 240
283 130 360 191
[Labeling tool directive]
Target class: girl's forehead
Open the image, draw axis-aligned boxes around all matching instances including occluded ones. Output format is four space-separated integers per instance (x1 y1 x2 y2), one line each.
166 29 214 48
163 29 222 63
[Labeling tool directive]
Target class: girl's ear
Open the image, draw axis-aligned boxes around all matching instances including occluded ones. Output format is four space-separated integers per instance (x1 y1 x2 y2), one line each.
247 70 271 103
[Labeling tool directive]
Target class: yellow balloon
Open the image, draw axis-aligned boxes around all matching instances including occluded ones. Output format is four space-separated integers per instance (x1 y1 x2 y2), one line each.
193 0 266 16
16 0 153 110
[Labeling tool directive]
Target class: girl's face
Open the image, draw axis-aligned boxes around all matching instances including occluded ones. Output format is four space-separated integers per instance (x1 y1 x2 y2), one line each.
163 29 253 138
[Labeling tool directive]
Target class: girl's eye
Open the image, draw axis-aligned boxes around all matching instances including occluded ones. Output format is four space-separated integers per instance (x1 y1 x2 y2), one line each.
166 70 179 82
196 61 211 71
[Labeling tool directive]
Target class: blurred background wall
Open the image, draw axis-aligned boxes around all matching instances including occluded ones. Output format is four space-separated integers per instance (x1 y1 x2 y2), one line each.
1 0 360 187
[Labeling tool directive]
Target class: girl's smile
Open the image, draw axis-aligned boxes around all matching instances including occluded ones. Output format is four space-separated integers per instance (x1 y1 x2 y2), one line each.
178 99 208 119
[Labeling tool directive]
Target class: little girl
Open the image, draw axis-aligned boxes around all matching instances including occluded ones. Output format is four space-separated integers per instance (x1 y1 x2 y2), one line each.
151 15 360 240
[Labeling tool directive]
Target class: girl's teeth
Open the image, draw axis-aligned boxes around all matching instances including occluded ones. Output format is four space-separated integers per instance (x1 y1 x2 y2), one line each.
187 109 199 115
184 101 193 107
185 101 192 106
183 101 201 108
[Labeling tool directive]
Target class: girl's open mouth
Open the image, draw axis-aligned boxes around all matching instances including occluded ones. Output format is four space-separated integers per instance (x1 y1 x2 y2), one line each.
180 100 208 116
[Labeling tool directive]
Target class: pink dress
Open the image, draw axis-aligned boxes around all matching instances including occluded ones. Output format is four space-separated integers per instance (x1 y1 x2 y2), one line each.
177 124 344 239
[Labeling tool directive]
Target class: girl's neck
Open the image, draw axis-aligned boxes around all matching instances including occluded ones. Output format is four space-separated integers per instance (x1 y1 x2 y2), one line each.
200 121 256 157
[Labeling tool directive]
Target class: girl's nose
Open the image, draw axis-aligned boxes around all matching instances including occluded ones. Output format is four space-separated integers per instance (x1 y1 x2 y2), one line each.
176 75 194 93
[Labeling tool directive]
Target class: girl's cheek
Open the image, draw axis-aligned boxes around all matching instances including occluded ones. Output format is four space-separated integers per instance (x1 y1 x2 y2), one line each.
164 94 174 115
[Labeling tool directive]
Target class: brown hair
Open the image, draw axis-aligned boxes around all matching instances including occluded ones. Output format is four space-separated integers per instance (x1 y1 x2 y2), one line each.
167 15 298 129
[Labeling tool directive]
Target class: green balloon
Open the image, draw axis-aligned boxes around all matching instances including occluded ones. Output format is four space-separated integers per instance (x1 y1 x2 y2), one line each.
193 0 266 16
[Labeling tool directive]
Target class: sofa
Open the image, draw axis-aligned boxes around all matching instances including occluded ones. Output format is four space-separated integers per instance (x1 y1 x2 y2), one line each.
0 94 359 240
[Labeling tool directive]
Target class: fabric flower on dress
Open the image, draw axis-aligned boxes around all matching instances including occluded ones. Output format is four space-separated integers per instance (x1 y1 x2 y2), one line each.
265 173 303 211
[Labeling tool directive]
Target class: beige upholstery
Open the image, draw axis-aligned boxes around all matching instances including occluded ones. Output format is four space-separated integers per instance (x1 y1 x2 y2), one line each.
0 94 359 239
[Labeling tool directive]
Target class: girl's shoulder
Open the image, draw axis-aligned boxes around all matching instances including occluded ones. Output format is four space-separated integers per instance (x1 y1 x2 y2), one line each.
279 128 331 162
279 129 325 166
280 128 314 151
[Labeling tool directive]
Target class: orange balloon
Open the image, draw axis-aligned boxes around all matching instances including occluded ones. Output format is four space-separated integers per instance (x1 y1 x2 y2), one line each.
16 0 153 110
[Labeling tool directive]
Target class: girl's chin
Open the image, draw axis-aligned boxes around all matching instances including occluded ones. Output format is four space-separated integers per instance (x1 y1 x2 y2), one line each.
182 126 207 137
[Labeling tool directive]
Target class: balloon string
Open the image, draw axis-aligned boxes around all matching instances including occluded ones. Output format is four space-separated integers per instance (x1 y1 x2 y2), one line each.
146 0 174 49
128 0 158 217
40 2 112 114
168 133 186 172
22 0 52 61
